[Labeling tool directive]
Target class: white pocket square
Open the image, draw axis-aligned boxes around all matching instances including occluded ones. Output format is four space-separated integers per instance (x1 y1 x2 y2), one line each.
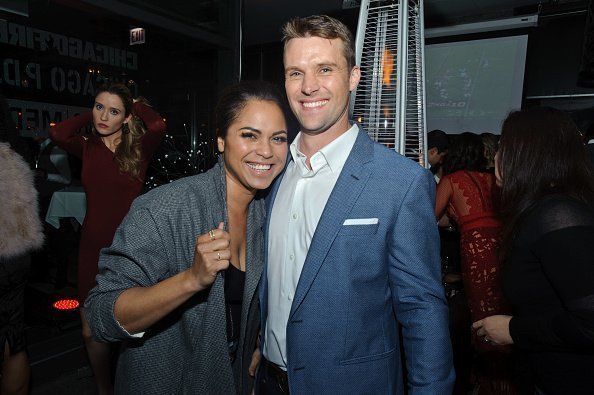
343 218 379 225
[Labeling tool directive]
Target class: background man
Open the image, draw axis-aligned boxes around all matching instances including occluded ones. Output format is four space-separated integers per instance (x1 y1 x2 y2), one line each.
427 129 449 182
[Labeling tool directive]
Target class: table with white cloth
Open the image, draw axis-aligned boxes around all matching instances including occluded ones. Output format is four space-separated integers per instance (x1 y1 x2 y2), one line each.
45 186 86 229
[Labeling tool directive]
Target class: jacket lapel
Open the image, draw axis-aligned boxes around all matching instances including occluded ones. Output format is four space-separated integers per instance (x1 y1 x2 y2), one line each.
289 129 375 319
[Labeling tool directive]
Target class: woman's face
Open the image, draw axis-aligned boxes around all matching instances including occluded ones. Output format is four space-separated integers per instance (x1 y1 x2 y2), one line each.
494 149 502 187
92 92 131 137
218 99 288 195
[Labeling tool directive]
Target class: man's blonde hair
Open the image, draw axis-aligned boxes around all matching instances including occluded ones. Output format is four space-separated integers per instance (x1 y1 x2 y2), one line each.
282 15 356 69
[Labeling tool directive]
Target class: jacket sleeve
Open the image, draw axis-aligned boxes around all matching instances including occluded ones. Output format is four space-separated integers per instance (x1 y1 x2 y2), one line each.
49 112 91 159
509 224 594 352
388 168 455 394
84 203 173 342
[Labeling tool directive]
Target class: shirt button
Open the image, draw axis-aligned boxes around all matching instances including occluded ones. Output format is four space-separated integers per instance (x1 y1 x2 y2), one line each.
292 213 298 220
288 293 293 301
289 254 294 260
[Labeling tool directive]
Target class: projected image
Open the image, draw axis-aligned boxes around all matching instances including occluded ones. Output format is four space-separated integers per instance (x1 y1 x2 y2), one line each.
425 36 527 133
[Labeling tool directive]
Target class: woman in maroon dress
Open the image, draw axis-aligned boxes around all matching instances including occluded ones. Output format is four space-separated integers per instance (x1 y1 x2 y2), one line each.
50 83 166 393
435 132 514 394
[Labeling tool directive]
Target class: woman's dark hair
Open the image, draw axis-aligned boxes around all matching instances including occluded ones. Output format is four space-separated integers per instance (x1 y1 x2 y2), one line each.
442 132 486 175
215 81 287 139
498 106 594 256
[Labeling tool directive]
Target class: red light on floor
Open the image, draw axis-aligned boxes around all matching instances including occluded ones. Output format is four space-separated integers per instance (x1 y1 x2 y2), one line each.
53 299 80 310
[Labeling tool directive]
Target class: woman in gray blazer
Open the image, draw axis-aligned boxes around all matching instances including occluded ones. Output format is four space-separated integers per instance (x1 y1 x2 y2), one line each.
85 81 288 394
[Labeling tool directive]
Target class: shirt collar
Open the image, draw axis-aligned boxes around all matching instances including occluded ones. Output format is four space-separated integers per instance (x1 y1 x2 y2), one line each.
289 123 359 176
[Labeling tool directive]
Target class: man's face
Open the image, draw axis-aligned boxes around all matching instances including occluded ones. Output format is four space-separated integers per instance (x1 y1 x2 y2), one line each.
283 36 360 140
427 147 445 167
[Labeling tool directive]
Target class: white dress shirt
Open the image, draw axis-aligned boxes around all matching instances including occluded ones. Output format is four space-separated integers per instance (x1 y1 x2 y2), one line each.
263 124 359 368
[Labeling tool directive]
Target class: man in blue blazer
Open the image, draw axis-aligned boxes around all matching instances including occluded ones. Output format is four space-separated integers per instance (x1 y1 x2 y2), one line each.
256 15 455 394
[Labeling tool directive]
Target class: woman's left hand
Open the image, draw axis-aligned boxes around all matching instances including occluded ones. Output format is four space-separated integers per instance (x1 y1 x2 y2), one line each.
472 315 514 345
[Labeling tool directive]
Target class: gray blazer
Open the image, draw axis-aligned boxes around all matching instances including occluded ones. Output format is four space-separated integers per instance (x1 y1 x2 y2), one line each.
85 161 265 394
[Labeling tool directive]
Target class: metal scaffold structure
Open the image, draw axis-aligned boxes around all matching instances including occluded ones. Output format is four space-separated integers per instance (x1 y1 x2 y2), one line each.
351 0 428 166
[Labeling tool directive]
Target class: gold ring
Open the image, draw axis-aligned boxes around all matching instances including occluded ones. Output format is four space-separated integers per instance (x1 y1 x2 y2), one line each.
217 252 220 261
209 229 215 240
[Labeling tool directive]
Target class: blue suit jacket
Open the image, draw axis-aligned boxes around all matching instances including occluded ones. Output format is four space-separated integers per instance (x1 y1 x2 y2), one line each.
260 129 455 394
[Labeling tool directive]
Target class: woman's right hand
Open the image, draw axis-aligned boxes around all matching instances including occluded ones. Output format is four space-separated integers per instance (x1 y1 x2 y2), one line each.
189 222 231 290
112 222 230 335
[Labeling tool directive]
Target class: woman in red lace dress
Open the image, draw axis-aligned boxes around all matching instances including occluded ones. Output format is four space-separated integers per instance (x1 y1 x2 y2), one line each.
50 83 166 394
435 132 514 394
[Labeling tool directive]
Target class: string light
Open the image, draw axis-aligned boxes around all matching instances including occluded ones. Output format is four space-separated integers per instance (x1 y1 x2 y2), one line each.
145 123 214 189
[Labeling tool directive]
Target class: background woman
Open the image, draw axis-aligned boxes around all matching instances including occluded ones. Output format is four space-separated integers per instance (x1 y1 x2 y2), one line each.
85 81 288 394
435 132 513 394
481 132 499 172
474 107 594 394
49 83 166 393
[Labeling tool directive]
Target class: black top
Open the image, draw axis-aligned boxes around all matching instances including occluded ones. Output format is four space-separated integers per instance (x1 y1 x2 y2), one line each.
225 263 246 354
503 194 594 394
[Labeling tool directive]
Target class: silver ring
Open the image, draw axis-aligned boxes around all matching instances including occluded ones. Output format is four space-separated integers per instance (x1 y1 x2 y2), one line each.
217 252 220 261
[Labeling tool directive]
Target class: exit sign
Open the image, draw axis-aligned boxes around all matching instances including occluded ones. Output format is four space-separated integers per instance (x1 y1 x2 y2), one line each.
130 28 145 45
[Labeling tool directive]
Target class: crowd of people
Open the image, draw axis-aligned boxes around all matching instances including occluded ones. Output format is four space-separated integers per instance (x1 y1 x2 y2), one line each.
431 107 594 394
1 13 594 395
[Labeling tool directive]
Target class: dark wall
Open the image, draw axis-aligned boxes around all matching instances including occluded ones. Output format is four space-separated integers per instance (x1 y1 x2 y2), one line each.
524 12 593 99
242 43 300 140
243 43 284 87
